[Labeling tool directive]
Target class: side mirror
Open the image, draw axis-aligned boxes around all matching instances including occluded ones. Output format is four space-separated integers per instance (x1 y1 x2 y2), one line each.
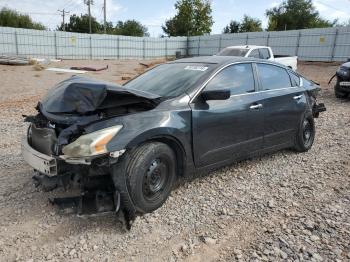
201 89 230 101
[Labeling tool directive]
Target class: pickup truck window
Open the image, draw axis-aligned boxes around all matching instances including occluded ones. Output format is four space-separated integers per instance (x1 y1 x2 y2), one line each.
257 63 292 90
217 48 249 57
249 49 260 58
259 48 271 59
205 63 255 95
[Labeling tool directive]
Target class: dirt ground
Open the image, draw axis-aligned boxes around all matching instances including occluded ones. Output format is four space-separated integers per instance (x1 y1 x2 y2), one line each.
0 60 349 262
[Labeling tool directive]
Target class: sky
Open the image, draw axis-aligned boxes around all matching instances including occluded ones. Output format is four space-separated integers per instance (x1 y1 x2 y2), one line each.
0 0 349 36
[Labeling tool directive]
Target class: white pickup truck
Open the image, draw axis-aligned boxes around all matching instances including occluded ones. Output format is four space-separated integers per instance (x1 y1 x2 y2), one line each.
217 45 298 71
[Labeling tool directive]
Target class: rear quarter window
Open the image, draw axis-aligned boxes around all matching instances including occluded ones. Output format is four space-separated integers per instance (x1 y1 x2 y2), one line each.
289 71 300 86
301 77 314 87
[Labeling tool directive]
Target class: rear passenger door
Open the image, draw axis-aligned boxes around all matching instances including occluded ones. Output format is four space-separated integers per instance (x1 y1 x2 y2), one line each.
255 63 307 148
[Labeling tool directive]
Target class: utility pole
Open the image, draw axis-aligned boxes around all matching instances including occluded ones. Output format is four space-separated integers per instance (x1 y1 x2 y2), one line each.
58 9 69 31
84 0 93 34
103 0 106 34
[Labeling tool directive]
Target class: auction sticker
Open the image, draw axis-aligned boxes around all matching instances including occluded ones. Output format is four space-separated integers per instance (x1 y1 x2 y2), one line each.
185 65 208 71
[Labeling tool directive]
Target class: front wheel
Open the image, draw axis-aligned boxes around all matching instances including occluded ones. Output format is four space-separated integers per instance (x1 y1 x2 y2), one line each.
293 114 315 152
126 142 176 214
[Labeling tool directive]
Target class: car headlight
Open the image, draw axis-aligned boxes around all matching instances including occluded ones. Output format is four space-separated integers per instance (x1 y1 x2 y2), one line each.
62 125 123 157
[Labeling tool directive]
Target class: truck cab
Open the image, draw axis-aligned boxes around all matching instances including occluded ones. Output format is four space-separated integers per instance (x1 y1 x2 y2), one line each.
217 45 298 71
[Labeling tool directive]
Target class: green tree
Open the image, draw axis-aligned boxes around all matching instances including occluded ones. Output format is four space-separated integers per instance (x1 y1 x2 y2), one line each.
58 15 149 36
114 20 149 37
239 15 263 32
223 20 240 34
162 0 213 36
0 8 45 30
58 14 101 33
266 0 336 31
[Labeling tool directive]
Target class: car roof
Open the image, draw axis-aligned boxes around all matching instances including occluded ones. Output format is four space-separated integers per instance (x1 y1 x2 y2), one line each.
171 56 288 69
223 45 268 49
171 56 257 66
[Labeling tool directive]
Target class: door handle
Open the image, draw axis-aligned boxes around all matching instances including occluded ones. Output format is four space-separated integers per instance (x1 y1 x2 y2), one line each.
250 104 263 110
293 95 303 100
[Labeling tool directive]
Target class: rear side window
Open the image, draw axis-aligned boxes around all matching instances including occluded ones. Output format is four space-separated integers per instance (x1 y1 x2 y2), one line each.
249 49 260 58
205 63 255 95
259 48 271 59
256 63 292 90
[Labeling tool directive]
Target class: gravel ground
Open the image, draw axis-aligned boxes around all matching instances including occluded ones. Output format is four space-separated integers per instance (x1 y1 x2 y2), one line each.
0 60 349 262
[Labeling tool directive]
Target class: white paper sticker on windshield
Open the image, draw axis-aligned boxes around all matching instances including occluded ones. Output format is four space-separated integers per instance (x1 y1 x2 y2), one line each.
184 65 208 71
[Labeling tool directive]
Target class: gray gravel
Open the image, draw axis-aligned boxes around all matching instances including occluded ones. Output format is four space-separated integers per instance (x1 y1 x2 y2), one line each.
0 61 349 261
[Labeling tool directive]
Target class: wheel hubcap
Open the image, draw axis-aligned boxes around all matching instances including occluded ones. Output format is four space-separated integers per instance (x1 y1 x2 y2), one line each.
143 159 168 200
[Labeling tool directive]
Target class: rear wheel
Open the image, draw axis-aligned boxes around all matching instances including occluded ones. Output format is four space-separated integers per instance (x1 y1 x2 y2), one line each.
293 114 315 152
126 142 176 214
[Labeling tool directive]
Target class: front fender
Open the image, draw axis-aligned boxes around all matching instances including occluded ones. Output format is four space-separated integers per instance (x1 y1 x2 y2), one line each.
84 109 193 163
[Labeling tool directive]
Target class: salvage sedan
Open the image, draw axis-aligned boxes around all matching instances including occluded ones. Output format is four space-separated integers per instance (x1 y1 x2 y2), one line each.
22 56 326 224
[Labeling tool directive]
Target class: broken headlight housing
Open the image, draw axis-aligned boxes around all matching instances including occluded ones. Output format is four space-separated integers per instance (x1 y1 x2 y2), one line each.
62 125 123 157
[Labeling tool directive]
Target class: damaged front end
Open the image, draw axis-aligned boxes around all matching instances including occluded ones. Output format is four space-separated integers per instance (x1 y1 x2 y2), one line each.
22 76 161 226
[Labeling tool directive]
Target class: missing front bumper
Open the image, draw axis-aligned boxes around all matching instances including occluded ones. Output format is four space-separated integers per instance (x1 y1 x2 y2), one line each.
50 190 121 216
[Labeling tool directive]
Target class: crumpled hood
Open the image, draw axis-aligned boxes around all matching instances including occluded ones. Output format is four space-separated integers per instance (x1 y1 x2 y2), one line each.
41 76 161 115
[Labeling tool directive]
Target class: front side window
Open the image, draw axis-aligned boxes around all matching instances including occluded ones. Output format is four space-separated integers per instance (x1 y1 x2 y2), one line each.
256 63 292 90
205 63 255 95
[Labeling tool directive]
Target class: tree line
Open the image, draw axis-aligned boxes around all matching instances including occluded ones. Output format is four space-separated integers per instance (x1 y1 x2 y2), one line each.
0 0 348 37
0 7 149 37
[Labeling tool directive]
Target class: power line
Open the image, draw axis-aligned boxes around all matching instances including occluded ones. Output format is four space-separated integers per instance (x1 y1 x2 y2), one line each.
59 0 75 10
22 12 60 16
316 0 349 13
65 0 82 11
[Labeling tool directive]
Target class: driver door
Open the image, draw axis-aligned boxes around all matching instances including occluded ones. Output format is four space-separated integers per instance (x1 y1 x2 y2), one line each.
190 63 265 167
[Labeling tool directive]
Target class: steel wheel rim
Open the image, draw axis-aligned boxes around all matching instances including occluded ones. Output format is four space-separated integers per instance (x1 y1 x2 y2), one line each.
142 158 169 201
302 119 312 146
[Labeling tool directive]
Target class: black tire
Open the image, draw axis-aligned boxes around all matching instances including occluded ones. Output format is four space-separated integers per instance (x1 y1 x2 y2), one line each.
334 84 348 99
126 142 176 214
293 114 315 152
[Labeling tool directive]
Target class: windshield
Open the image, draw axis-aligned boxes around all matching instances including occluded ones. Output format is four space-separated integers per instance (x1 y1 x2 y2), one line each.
124 63 213 97
217 48 248 57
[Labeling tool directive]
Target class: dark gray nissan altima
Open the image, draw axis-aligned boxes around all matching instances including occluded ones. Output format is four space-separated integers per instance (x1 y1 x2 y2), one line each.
22 56 326 224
